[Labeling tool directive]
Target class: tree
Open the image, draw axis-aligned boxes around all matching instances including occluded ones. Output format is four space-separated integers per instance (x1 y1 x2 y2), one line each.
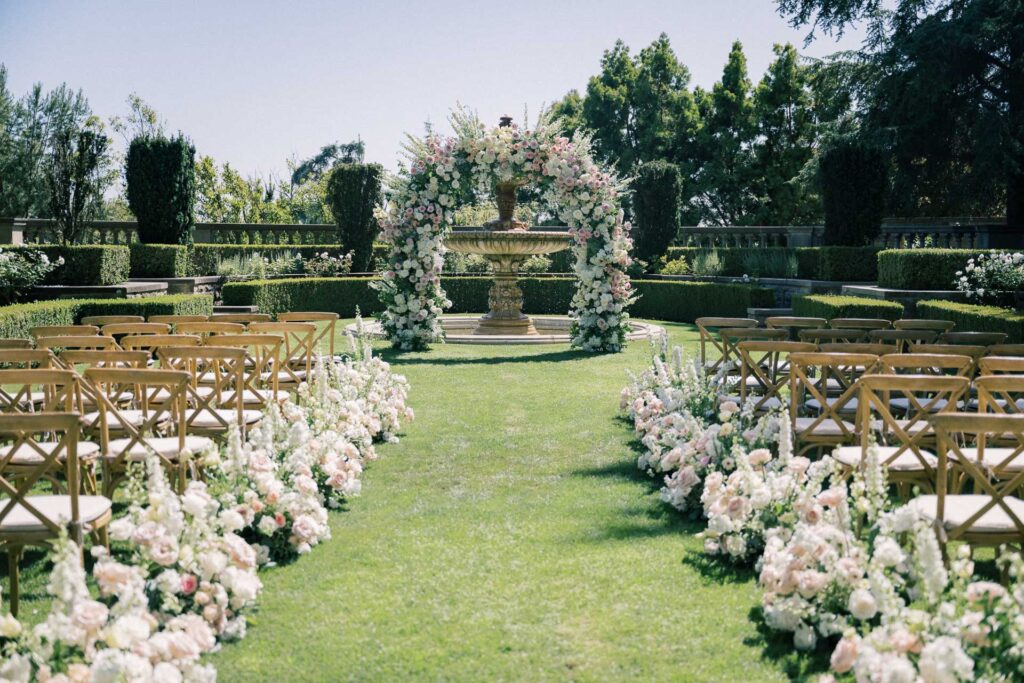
290 140 364 186
819 138 887 245
632 161 682 264
125 135 196 244
778 0 1024 229
548 90 585 139
46 120 110 244
326 163 383 271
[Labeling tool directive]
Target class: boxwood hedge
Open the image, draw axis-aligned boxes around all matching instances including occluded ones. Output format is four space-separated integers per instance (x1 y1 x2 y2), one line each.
0 294 213 340
130 243 190 278
792 294 904 320
222 276 774 322
16 245 130 286
877 249 987 290
915 300 1024 343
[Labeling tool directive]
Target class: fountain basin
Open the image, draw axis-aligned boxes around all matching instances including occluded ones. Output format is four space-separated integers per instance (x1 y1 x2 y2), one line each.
445 229 571 257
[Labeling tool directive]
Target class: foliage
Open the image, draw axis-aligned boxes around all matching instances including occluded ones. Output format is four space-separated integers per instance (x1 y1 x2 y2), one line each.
303 250 354 277
35 244 129 285
819 138 886 245
290 140 364 186
665 246 879 281
632 161 681 263
876 248 983 290
792 293 904 320
46 122 110 244
214 251 305 278
520 254 553 274
125 134 197 244
0 294 212 339
631 280 775 320
129 243 190 278
0 247 61 304
325 163 383 271
188 244 352 277
659 256 689 275
691 250 725 276
954 251 1024 303
916 299 1024 343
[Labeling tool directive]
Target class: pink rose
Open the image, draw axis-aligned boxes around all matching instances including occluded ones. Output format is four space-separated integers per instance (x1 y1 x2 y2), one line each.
180 574 198 595
71 599 109 632
817 487 846 508
889 628 922 654
94 561 134 596
830 636 859 673
747 448 771 467
966 581 1006 603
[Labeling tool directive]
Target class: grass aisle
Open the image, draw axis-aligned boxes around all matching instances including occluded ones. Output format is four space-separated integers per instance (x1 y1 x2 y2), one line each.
211 322 790 682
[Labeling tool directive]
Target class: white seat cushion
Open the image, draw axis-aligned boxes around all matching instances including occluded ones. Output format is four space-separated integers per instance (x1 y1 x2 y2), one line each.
0 441 101 464
105 435 215 461
185 409 262 429
81 409 153 429
0 494 112 532
910 494 1024 534
260 370 308 383
833 445 937 471
889 397 954 414
806 397 859 413
951 447 1024 472
794 416 855 437
222 389 291 405
150 386 214 402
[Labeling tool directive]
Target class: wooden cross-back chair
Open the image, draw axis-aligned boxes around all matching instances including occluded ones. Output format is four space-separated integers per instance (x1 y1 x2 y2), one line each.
978 356 1024 376
35 335 120 353
79 315 143 327
955 376 1024 490
867 328 940 353
839 374 970 496
818 342 892 355
82 367 193 495
208 334 286 409
249 322 317 386
173 322 245 339
695 318 758 371
277 312 339 358
120 334 201 360
147 314 210 326
0 412 112 616
910 344 988 376
0 340 31 350
157 346 261 440
765 317 827 334
0 349 56 370
737 341 816 413
30 325 100 339
894 319 956 333
789 352 881 457
829 318 893 331
986 344 1024 358
940 331 1009 346
57 350 151 412
101 322 171 338
798 328 868 345
210 313 271 325
912 413 1024 554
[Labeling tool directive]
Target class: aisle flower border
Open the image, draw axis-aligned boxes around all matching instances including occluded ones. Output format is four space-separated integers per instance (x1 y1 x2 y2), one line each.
375 109 635 352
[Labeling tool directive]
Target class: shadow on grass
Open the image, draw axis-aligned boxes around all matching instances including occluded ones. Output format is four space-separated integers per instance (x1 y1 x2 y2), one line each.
379 348 587 366
681 550 756 584
743 606 831 680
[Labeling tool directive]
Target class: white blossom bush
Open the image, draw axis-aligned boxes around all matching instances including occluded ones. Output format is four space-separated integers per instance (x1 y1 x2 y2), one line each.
954 251 1024 303
0 247 62 305
375 108 635 351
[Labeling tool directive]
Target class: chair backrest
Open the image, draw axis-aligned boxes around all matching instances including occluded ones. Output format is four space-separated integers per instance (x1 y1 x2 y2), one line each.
79 315 144 326
120 334 202 357
986 344 1024 358
978 356 1024 375
277 312 338 357
878 353 974 377
248 322 317 383
157 346 246 430
867 328 939 352
765 316 827 330
817 343 893 355
910 343 989 365
35 335 120 352
719 328 788 370
58 350 150 371
0 368 80 414
0 339 32 350
30 325 100 339
0 349 56 369
147 315 210 325
0 412 85 538
798 328 868 344
737 341 816 412
174 322 245 338
208 334 283 402
101 322 171 337
894 319 956 333
974 375 1024 416
940 331 1009 346
857 374 970 476
695 318 758 368
210 313 272 325
830 318 892 331
929 413 1024 542
790 352 881 437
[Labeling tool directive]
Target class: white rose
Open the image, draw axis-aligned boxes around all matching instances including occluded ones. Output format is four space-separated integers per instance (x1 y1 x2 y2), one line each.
848 588 878 621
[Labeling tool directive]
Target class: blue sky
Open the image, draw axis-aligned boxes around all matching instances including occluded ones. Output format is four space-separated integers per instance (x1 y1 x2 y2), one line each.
0 0 863 179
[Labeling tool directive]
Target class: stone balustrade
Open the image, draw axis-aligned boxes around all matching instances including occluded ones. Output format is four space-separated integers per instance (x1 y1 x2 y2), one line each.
0 218 338 245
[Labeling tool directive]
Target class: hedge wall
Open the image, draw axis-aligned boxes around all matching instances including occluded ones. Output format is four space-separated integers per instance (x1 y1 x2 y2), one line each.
663 246 879 281
130 244 190 278
0 294 213 340
14 245 131 286
189 244 353 277
222 276 774 323
877 249 987 290
915 300 1024 343
792 294 904 320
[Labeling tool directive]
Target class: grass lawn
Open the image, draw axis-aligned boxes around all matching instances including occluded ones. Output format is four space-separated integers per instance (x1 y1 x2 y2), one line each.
206 320 805 682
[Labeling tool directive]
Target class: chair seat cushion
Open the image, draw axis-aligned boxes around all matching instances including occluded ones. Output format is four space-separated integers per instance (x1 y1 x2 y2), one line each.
184 409 262 429
151 386 214 402
806 397 859 414
833 445 937 471
794 416 855 437
951 447 1024 472
81 409 152 430
889 397 955 414
0 441 101 464
0 494 112 533
260 370 308 383
105 435 215 461
909 494 1024 534
222 389 291 405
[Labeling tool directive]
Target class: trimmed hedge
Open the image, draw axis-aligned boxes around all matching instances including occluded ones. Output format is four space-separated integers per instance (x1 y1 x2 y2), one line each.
222 276 774 323
188 244 352 277
663 246 879 281
31 245 130 286
916 300 1024 343
793 294 904 320
0 294 213 340
877 249 987 290
130 244 190 278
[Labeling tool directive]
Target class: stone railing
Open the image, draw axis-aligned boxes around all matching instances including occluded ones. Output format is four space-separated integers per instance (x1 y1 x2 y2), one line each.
680 225 821 248
0 218 338 245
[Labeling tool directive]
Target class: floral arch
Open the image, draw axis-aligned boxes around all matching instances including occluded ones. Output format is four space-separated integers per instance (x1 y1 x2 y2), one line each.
374 110 636 353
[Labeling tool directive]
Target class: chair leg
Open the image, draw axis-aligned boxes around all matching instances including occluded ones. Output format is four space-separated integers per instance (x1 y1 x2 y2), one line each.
7 546 22 617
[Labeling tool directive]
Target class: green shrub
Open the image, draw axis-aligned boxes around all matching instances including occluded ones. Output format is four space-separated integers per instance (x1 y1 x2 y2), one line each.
632 161 681 264
877 249 985 290
793 294 904 320
915 300 1024 343
25 245 130 286
125 134 196 244
223 276 772 323
662 246 878 281
659 257 689 275
820 139 886 246
0 294 213 340
691 250 725 276
188 244 350 276
326 164 383 271
130 244 190 278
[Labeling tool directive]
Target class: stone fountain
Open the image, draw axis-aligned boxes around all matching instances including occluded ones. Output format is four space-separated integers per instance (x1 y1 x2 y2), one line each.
446 128 571 336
